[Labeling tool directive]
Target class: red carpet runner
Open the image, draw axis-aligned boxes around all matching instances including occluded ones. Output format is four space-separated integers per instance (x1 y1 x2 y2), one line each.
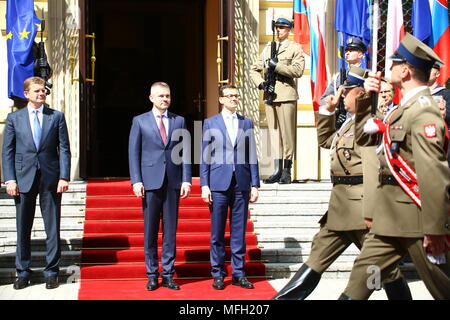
78 178 276 300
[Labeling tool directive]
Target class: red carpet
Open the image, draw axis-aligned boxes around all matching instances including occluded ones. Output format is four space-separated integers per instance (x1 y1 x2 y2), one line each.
78 178 276 300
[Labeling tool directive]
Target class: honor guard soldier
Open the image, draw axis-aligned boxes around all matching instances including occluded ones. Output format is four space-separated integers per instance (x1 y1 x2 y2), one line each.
340 33 450 300
250 16 305 184
320 37 367 108
272 67 411 300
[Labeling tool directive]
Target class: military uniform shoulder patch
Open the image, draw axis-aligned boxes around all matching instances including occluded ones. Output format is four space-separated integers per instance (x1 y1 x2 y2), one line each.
423 123 437 138
418 96 432 108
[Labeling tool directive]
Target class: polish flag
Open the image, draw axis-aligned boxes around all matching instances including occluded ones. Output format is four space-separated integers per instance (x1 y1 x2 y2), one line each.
385 0 405 104
385 0 405 79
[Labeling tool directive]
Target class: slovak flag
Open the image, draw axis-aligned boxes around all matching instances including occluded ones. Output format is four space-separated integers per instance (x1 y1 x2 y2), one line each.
430 0 450 85
293 0 327 111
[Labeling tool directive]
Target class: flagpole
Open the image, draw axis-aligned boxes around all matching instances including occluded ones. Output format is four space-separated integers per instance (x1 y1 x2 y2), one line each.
370 0 380 116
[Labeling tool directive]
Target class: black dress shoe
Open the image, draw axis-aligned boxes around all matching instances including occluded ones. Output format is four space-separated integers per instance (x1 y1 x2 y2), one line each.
212 277 225 290
161 277 180 290
45 276 59 289
13 277 30 290
232 276 254 289
146 277 159 291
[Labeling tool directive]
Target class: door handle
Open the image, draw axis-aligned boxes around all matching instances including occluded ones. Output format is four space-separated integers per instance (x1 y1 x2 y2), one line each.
85 33 96 86
217 35 229 86
69 34 79 84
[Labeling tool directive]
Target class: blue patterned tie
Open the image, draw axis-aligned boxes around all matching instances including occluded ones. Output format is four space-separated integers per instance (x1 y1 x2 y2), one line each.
33 110 42 150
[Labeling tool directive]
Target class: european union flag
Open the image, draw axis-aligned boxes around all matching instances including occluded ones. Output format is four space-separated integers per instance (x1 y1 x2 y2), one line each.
334 0 371 69
6 0 41 99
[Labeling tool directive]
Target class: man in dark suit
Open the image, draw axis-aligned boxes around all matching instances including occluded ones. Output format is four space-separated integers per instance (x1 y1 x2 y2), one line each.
200 84 260 290
2 76 71 290
128 81 192 291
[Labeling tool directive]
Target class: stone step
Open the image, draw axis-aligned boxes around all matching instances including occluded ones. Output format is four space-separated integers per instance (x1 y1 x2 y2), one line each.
0 266 81 285
253 220 321 228
264 262 419 280
0 238 83 254
250 205 328 216
0 219 85 233
259 181 332 191
261 246 360 263
0 209 85 219
0 198 86 207
0 251 81 268
0 230 85 243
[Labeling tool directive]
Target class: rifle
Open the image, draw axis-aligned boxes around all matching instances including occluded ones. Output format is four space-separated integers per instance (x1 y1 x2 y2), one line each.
264 19 277 106
34 9 53 95
335 43 347 129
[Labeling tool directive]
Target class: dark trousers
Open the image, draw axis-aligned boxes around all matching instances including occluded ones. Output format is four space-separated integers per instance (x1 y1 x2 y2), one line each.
210 175 250 278
143 181 180 279
14 170 62 279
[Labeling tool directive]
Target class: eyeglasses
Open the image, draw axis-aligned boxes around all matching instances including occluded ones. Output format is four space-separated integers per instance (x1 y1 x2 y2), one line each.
222 94 240 99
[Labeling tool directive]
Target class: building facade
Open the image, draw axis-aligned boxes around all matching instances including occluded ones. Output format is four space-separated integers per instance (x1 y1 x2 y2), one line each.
1 0 339 181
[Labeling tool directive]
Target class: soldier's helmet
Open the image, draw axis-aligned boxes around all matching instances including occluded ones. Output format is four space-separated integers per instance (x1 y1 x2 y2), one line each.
345 37 367 53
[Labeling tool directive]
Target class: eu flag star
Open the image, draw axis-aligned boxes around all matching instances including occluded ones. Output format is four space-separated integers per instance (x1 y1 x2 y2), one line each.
6 31 13 40
19 28 31 39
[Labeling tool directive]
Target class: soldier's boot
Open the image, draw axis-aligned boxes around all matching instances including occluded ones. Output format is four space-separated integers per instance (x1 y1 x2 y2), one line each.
338 293 352 300
263 159 283 184
383 277 412 300
278 159 292 184
271 264 321 300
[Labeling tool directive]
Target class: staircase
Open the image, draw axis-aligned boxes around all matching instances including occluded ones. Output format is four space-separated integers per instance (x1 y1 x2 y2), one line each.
252 181 417 280
0 181 86 284
252 181 359 279
0 179 417 285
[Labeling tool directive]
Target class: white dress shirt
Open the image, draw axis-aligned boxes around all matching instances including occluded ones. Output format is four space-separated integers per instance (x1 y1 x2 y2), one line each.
28 105 44 139
133 108 190 188
152 108 169 137
221 111 238 146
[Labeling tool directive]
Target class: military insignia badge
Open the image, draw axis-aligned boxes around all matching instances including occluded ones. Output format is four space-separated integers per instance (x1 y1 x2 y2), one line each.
424 124 437 138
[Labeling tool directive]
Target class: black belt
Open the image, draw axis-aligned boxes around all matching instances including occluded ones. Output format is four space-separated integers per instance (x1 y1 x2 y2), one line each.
379 174 398 185
330 175 363 185
275 74 293 83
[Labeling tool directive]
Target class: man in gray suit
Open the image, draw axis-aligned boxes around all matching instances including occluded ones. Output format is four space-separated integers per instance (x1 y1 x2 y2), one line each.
2 76 71 290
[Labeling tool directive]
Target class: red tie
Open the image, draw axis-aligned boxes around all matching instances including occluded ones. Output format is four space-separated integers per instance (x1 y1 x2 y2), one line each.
158 115 167 145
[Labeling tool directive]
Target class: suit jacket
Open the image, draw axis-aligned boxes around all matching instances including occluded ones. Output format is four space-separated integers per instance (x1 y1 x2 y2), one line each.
2 105 71 193
250 40 305 103
200 113 260 192
128 110 192 190
316 112 366 231
355 88 450 237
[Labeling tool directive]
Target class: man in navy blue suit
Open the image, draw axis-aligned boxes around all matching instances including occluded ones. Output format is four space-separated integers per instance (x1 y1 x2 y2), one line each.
128 82 192 291
200 84 260 290
2 76 71 290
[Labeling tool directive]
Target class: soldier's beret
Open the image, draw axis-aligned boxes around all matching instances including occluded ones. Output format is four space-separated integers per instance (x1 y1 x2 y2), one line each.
343 66 369 89
275 17 293 29
390 33 443 70
345 37 367 52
